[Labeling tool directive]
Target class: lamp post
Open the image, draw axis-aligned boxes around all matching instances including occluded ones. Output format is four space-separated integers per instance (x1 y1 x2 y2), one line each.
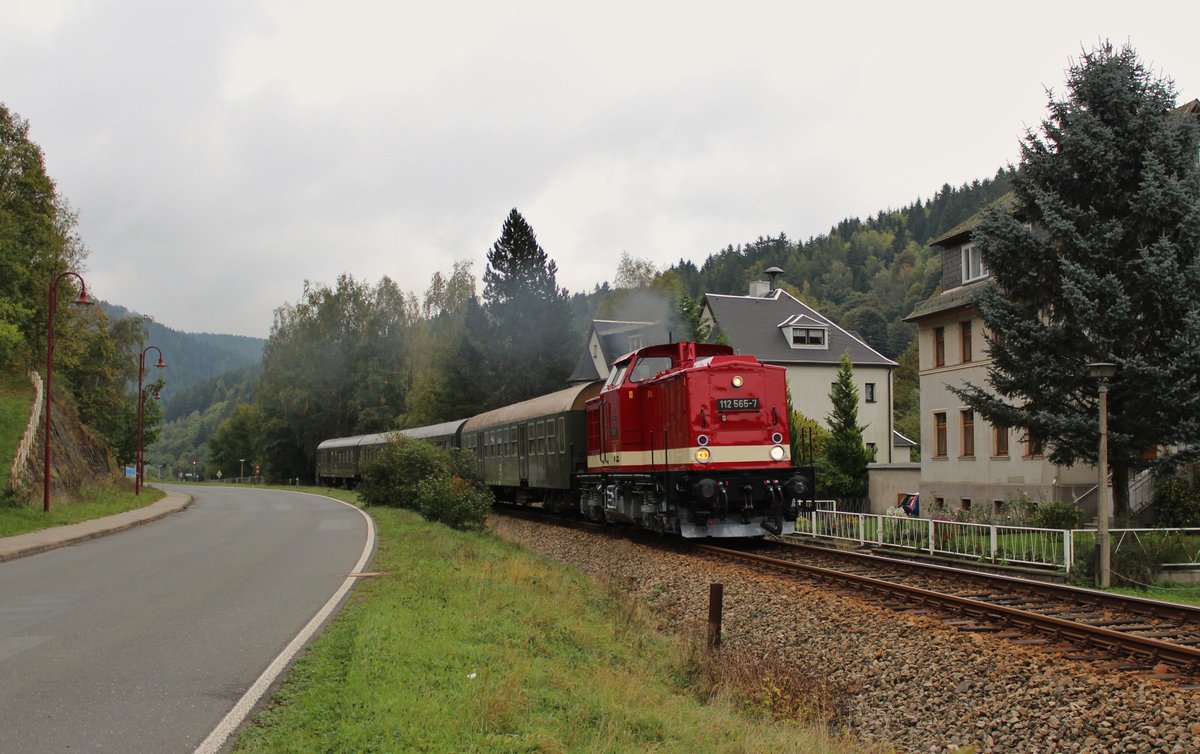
239 458 245 482
136 386 161 493
44 271 93 513
135 346 166 495
1087 362 1117 588
192 459 197 482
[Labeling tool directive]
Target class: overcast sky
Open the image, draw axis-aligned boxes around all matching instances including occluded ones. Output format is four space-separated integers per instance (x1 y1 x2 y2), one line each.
4 1 1197 338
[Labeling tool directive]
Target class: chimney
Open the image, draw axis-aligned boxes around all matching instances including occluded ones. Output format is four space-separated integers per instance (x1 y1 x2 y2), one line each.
748 280 770 297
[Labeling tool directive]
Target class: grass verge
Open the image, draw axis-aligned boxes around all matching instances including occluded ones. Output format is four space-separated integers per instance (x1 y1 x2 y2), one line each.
0 480 165 538
233 500 872 753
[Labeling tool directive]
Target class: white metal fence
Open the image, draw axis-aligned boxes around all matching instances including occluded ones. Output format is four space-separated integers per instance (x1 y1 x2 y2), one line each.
793 510 1200 574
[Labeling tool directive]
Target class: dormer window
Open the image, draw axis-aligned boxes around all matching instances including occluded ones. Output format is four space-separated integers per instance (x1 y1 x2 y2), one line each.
777 313 829 350
791 327 826 347
961 243 988 283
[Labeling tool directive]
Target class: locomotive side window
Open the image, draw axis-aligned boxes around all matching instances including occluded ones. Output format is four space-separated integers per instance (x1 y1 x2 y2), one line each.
629 356 672 383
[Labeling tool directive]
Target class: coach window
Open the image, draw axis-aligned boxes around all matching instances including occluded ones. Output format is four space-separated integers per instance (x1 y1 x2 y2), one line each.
536 420 546 455
527 423 535 455
510 427 518 457
558 417 566 453
546 419 556 455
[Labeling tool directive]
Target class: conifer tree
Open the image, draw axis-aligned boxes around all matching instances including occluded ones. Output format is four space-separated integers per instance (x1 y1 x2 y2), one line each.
823 351 871 505
481 209 576 403
953 43 1200 521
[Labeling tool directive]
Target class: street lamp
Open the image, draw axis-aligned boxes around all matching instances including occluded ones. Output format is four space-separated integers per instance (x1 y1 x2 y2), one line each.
239 458 245 482
192 459 197 482
135 346 166 495
1087 362 1117 588
44 271 93 513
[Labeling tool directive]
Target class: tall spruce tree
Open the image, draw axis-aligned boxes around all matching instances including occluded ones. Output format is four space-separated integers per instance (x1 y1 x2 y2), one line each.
952 43 1200 521
482 209 576 403
823 351 871 505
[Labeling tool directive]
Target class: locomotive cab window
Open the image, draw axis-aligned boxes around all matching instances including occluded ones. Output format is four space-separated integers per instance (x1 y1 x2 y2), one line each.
629 356 672 383
604 363 628 389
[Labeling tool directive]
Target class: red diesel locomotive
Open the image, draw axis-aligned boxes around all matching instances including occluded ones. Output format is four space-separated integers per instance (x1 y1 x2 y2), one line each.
579 341 814 537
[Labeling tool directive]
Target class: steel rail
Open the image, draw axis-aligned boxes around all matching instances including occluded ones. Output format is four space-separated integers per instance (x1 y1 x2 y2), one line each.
696 543 1200 673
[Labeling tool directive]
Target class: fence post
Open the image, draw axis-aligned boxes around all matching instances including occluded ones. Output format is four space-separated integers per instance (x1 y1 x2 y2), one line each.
858 514 865 545
1065 530 1073 573
928 519 936 555
708 583 723 649
990 525 998 563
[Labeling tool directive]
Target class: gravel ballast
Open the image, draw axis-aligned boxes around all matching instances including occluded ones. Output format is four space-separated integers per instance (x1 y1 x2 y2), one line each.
489 516 1200 754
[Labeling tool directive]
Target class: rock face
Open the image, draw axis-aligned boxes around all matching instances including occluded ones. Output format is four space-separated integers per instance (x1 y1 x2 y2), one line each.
11 376 112 502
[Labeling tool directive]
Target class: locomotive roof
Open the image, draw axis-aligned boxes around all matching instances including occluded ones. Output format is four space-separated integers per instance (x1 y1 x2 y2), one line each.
462 381 602 433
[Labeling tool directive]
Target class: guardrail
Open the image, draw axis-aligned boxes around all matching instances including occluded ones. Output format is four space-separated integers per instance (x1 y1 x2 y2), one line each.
794 510 1200 574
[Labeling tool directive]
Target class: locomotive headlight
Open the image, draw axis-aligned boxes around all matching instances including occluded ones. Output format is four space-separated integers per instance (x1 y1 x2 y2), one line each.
695 447 711 463
770 445 786 461
732 375 744 388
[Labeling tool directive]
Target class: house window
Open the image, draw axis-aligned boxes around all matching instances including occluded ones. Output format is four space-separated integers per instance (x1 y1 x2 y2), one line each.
960 410 975 457
865 383 876 403
993 424 1009 457
1023 431 1043 459
960 321 972 363
961 498 973 511
961 243 988 282
791 327 827 347
866 442 877 461
934 412 947 458
934 327 945 367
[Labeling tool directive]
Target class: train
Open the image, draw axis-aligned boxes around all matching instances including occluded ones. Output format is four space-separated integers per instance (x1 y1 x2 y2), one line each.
316 340 816 538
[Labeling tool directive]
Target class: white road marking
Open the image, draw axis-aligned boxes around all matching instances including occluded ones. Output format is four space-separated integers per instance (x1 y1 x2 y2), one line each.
193 493 376 754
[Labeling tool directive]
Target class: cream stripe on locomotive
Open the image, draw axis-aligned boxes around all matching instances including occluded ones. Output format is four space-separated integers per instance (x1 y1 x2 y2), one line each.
587 444 791 469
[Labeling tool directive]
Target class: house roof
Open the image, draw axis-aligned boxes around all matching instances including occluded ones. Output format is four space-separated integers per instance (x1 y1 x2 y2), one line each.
903 278 991 322
892 429 916 448
567 319 670 383
703 289 896 367
929 192 1017 248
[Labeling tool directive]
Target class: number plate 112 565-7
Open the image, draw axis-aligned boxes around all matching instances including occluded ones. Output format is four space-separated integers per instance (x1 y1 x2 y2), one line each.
716 398 759 411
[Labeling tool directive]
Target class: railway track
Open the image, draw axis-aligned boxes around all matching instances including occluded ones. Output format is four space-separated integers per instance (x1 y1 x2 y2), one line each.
695 540 1200 687
493 505 1200 687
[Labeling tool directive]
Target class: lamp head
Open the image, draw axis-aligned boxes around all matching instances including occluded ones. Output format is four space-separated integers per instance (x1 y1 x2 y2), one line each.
1086 362 1117 380
155 355 166 369
73 287 94 306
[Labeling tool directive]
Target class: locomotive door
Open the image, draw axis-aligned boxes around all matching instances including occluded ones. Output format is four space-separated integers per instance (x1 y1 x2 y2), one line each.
518 423 529 485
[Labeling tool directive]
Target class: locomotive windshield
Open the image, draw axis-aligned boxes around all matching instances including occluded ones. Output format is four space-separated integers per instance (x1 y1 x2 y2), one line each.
604 363 628 389
628 356 673 383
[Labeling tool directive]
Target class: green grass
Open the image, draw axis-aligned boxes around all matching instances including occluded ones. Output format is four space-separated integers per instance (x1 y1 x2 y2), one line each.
0 481 165 538
0 371 35 495
234 500 871 754
1109 584 1200 607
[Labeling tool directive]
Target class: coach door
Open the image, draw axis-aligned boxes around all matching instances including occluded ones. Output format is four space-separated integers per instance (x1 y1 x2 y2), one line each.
518 423 529 485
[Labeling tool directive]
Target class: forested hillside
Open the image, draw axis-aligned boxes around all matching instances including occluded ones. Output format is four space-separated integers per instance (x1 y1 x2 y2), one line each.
101 303 264 398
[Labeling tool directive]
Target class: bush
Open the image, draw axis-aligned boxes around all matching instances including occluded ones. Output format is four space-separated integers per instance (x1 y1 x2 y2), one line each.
415 474 493 531
360 437 451 509
1153 476 1200 528
1031 500 1083 530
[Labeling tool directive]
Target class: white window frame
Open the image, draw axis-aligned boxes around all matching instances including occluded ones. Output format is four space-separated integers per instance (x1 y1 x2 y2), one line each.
961 243 988 283
789 326 828 349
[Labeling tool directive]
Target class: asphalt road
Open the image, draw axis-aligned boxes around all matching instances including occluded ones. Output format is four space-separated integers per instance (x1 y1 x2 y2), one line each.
0 485 373 753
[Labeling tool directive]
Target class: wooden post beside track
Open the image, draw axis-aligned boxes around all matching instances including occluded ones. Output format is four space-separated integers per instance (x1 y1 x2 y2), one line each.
708 583 724 649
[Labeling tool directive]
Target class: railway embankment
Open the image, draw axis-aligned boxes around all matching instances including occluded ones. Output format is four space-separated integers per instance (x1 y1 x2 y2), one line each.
233 501 871 754
489 515 1200 754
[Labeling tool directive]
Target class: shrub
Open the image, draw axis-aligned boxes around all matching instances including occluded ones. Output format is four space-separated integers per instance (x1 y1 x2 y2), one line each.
415 474 493 531
1031 500 1083 530
1153 476 1200 528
